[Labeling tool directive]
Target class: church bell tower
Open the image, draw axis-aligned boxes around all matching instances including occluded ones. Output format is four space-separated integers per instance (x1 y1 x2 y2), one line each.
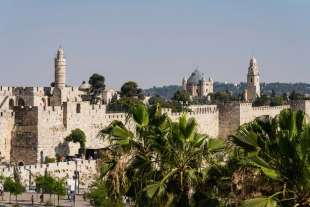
245 56 260 102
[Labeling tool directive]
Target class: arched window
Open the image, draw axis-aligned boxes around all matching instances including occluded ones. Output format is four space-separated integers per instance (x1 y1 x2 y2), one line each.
41 98 46 107
18 98 25 107
76 103 81 113
9 99 14 109
40 151 44 164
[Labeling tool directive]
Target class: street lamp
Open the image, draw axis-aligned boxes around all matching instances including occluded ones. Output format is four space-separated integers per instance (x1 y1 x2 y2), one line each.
73 160 80 207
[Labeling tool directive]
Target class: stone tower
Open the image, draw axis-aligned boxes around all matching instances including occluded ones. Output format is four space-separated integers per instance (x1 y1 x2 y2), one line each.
54 47 66 88
200 76 207 96
182 77 187 91
245 56 260 102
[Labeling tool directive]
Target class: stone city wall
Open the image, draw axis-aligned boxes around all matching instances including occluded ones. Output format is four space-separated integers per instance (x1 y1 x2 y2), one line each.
219 102 290 138
239 103 290 125
0 110 15 162
166 105 219 138
36 102 129 164
290 100 310 121
0 160 98 190
6 99 310 165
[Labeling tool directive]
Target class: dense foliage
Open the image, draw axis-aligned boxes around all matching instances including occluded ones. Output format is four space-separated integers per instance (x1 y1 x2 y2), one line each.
209 91 242 104
120 81 144 99
108 81 145 112
144 82 310 99
88 73 106 103
107 97 144 112
88 102 310 206
35 174 66 205
231 109 310 206
90 103 228 206
65 128 87 155
4 176 25 203
148 95 188 112
172 90 191 104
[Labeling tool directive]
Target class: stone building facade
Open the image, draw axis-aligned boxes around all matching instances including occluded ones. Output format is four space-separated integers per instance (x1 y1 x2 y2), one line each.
0 49 309 165
182 69 213 98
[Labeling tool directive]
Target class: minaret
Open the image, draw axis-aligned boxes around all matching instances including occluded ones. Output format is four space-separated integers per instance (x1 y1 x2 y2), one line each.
54 47 66 89
246 56 260 101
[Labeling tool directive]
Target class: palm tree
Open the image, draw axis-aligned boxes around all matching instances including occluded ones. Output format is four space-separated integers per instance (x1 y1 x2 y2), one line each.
231 109 310 207
96 103 226 206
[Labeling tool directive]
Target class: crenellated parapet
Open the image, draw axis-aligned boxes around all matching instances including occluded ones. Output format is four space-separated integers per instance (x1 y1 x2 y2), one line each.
219 102 291 138
164 105 219 138
0 160 97 189
7 97 310 166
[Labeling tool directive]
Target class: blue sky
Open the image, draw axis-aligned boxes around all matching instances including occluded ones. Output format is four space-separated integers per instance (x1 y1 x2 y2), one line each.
0 0 309 89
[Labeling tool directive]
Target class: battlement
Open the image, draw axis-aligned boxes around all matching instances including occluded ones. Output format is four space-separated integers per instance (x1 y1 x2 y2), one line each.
164 105 218 117
13 87 47 96
239 102 253 107
0 159 96 174
0 160 97 189
0 86 14 94
252 105 290 111
189 105 218 113
104 112 127 120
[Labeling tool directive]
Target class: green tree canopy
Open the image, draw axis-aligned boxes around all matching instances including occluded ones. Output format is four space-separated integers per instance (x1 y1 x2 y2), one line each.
4 176 25 203
231 109 310 206
88 73 106 92
289 90 306 100
35 174 66 205
96 103 226 206
88 73 106 104
210 90 241 103
65 128 86 155
172 89 191 104
35 174 56 195
120 81 144 99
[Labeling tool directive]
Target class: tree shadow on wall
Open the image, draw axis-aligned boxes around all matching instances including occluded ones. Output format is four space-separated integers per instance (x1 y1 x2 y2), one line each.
55 142 70 158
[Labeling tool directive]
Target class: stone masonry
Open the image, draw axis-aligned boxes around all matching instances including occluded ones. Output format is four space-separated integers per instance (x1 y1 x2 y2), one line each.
0 48 309 165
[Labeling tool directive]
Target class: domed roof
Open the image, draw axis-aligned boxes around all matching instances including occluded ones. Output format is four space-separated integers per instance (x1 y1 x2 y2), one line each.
187 69 204 85
79 81 91 91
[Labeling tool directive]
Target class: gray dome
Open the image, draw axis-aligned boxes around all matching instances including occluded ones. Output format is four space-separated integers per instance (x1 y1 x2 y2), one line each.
79 81 91 91
187 69 204 85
